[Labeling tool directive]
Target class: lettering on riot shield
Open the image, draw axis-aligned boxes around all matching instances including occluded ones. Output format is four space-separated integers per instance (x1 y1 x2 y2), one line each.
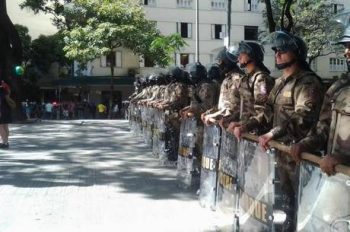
240 191 268 224
201 156 217 171
218 171 235 193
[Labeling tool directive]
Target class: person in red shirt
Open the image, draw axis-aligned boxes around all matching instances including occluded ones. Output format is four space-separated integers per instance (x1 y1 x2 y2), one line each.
0 80 12 149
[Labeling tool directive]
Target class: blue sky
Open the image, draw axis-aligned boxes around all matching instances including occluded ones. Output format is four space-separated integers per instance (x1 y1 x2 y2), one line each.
7 0 57 39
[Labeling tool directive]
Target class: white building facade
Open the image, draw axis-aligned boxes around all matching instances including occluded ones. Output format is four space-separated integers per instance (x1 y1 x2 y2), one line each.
87 0 350 80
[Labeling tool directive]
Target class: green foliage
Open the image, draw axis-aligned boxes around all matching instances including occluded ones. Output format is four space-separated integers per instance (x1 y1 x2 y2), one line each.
14 24 32 65
149 34 187 67
63 0 186 71
261 0 343 62
31 33 69 74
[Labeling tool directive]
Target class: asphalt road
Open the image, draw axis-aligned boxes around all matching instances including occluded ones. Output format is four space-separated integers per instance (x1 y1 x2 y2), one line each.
0 120 233 232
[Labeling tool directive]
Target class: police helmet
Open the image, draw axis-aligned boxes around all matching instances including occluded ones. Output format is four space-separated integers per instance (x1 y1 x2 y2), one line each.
168 66 185 82
270 31 307 61
207 64 221 81
238 41 265 63
188 62 207 84
148 74 158 85
226 45 239 63
334 11 350 44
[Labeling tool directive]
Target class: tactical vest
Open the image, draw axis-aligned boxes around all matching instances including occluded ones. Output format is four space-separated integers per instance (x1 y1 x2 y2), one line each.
328 84 350 156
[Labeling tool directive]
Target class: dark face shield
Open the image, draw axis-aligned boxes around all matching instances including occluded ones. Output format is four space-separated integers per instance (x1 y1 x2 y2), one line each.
270 31 298 53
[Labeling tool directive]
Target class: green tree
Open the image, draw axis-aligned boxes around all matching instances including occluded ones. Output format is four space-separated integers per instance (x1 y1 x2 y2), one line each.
261 0 343 64
14 24 31 66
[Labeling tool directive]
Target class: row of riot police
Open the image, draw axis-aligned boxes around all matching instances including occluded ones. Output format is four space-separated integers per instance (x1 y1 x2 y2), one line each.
128 27 350 231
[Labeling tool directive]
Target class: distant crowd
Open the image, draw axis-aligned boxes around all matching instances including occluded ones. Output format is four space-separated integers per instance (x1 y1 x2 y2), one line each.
21 100 128 120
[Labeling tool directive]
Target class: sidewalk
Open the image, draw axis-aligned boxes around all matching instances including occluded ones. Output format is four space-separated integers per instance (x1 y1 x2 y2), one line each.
0 120 233 232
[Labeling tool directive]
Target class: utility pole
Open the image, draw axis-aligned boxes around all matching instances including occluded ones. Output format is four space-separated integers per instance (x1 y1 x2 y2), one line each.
227 0 232 47
195 0 199 62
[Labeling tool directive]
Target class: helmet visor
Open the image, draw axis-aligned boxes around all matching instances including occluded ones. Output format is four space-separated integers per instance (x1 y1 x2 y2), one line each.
270 31 297 52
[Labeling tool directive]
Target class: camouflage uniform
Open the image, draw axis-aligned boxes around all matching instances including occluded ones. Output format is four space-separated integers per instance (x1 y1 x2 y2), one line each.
235 69 274 133
208 71 242 119
299 73 350 163
248 69 324 231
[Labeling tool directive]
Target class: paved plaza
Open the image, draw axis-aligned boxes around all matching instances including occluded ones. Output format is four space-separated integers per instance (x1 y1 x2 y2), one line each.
0 120 233 232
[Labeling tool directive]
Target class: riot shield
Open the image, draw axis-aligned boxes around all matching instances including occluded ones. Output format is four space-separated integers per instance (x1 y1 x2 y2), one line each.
216 130 239 214
144 107 154 147
152 109 161 158
176 118 199 189
297 162 350 231
158 110 178 166
199 124 221 210
236 139 275 232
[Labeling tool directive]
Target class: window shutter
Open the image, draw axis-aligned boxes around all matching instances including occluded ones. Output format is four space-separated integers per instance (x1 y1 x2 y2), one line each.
176 22 180 33
211 24 215 39
189 54 195 64
188 23 192 38
116 51 122 68
176 53 181 66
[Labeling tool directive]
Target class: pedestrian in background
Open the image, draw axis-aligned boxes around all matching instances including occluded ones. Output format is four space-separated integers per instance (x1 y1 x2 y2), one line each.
0 80 12 149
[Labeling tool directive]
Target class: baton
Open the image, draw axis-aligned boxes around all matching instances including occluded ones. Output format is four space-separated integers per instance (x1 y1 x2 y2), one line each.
242 133 350 177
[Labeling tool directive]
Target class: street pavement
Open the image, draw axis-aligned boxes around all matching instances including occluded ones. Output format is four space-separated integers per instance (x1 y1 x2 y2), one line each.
0 120 233 232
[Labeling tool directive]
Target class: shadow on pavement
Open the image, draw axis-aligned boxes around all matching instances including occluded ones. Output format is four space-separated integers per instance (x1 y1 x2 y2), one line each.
0 120 196 200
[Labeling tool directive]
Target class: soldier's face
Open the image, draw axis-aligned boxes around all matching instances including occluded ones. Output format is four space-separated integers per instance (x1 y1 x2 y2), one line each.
238 53 249 64
344 43 350 60
275 49 296 65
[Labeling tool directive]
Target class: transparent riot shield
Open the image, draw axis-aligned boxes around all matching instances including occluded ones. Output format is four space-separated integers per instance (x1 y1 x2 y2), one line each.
158 110 178 166
152 109 160 158
297 162 350 231
140 105 147 140
134 105 142 136
177 118 199 189
158 110 167 162
216 130 239 214
236 139 275 232
199 125 221 210
144 107 154 147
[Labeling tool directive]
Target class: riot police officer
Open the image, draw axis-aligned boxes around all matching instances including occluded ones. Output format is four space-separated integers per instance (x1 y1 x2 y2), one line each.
224 41 274 136
291 14 350 175
202 46 243 125
244 31 324 231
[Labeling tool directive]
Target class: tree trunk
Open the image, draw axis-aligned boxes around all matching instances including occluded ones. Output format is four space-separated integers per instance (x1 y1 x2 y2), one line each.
264 0 276 33
109 63 114 119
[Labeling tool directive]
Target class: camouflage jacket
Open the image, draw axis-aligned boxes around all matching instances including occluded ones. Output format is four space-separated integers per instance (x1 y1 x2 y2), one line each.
250 70 324 144
214 71 242 118
300 74 350 156
235 70 275 129
191 81 219 113
168 82 189 111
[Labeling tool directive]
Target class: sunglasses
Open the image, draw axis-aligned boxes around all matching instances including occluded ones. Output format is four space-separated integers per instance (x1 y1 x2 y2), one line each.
273 48 288 54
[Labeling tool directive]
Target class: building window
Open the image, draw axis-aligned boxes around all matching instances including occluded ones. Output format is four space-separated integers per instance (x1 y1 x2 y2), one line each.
177 0 192 8
211 0 226 10
329 58 346 72
144 56 155 67
244 26 258 40
245 0 258 11
100 51 122 68
176 53 195 67
212 24 226 39
177 22 192 38
143 0 156 6
331 3 344 14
